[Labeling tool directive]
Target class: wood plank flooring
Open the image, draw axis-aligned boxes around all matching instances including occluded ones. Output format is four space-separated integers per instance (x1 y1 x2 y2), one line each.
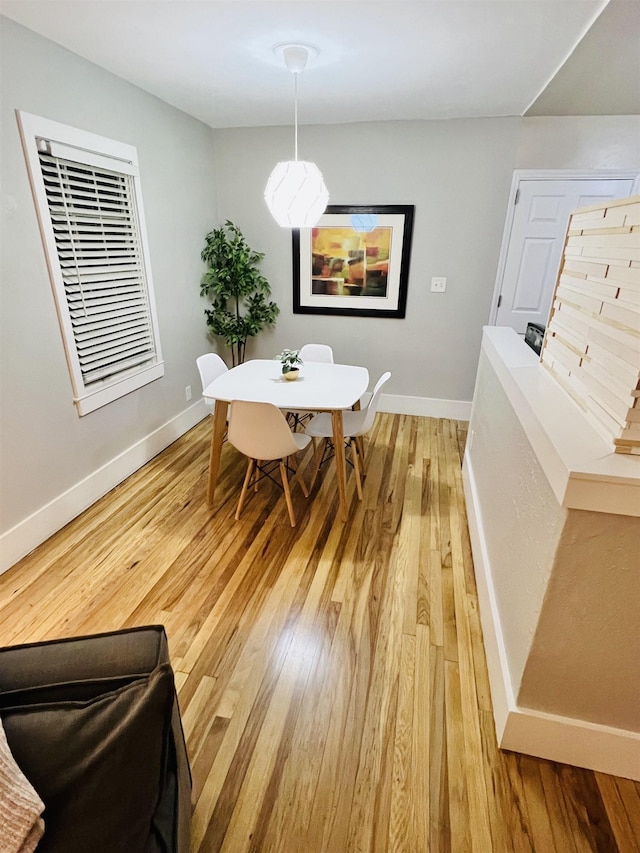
1 413 638 852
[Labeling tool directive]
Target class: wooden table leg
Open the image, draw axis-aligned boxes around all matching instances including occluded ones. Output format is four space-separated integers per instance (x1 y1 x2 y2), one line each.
332 409 349 521
351 398 365 467
207 400 229 506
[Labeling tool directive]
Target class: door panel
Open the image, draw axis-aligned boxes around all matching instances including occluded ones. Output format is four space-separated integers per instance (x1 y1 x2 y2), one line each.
529 195 562 222
495 179 634 333
512 238 556 313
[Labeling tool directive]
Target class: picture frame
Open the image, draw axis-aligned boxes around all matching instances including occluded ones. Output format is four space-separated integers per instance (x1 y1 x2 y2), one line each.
293 204 415 318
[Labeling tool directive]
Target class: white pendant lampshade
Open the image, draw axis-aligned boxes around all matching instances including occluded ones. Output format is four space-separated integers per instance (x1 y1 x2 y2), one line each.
264 160 329 228
265 44 329 228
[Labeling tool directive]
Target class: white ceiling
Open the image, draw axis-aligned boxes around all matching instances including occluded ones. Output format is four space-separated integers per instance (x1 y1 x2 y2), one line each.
526 0 640 115
1 0 636 129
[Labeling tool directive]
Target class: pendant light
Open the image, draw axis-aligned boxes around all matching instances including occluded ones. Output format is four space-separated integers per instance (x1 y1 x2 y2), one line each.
264 44 329 228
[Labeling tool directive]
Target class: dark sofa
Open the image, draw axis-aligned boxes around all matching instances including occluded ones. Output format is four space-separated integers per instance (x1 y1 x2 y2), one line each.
0 626 191 853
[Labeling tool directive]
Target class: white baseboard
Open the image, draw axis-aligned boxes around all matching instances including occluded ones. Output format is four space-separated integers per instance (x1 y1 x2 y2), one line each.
0 402 209 576
462 453 640 781
500 706 640 781
379 393 471 420
462 453 513 736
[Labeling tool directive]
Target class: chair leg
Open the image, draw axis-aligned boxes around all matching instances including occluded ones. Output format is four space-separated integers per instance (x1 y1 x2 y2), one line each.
254 461 261 491
290 453 309 498
351 440 363 500
355 436 366 470
280 460 296 527
236 458 255 520
308 438 327 492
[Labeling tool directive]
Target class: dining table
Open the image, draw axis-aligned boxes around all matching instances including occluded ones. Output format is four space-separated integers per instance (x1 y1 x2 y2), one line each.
202 359 370 521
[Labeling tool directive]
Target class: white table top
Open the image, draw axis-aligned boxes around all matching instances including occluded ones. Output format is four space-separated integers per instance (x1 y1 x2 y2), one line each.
202 359 370 411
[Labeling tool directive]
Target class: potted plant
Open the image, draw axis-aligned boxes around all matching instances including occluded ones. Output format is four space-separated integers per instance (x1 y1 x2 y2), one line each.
276 349 303 380
200 220 279 366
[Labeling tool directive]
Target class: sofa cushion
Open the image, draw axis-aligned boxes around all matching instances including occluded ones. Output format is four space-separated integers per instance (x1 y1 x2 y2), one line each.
0 675 147 708
1 663 174 853
0 626 167 692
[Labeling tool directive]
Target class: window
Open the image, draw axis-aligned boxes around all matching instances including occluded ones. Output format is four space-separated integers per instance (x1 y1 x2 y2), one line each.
17 111 164 415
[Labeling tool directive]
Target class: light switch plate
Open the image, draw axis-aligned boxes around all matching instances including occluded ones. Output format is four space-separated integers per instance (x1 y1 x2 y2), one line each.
431 277 447 293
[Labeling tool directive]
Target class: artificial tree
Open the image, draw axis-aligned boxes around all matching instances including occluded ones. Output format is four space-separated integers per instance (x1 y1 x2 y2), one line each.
200 221 279 365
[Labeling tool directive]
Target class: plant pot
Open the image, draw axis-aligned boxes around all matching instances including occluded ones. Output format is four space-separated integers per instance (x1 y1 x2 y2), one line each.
283 369 299 381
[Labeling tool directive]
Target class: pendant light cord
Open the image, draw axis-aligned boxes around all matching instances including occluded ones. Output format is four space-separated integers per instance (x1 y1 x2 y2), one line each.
265 43 329 227
293 72 299 162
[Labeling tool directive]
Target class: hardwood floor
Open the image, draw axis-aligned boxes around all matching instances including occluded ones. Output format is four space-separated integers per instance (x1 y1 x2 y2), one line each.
1 413 639 852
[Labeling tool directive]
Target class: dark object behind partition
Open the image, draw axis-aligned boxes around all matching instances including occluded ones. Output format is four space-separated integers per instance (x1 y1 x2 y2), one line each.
525 322 545 356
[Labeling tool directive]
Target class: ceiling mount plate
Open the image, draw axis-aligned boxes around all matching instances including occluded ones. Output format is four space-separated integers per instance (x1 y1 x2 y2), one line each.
273 42 320 73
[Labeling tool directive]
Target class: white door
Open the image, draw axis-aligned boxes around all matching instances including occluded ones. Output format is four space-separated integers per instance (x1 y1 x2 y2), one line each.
495 178 635 333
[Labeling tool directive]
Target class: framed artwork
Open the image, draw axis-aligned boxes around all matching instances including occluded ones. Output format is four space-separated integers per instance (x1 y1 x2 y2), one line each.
293 204 415 318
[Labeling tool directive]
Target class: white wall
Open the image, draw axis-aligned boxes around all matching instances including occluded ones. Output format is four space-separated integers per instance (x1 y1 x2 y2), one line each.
516 116 640 170
210 115 640 407
0 18 216 557
465 350 566 692
471 365 639 727
211 118 521 404
464 328 640 778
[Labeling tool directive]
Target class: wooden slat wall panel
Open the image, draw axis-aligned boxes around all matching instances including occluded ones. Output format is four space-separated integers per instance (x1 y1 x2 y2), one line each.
540 195 640 455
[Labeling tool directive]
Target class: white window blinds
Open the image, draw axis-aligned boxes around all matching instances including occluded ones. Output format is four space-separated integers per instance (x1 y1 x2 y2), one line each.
39 145 158 386
18 112 164 415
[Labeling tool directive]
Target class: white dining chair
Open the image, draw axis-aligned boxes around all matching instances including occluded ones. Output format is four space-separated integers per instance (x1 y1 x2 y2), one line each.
288 343 335 431
228 400 311 527
305 371 391 499
196 353 228 413
298 343 334 364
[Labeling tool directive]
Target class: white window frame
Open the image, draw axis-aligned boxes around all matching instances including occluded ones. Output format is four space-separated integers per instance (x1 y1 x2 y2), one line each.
17 110 164 415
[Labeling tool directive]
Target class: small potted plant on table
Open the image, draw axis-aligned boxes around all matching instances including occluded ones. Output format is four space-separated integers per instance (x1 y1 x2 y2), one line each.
276 349 303 380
